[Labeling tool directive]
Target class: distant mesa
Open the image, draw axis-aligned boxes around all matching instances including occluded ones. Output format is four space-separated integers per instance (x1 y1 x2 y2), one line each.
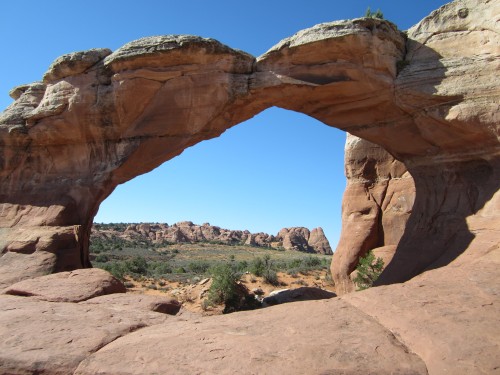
91 222 333 255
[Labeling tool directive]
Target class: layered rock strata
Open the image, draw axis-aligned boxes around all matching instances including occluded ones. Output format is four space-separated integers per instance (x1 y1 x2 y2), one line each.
0 0 498 294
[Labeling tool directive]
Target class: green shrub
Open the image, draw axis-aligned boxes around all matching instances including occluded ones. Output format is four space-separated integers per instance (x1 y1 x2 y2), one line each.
364 6 384 19
188 261 210 274
263 269 279 286
174 266 186 274
303 256 321 268
207 263 240 306
95 254 109 263
235 260 248 272
125 256 148 275
102 262 127 281
353 251 384 290
151 262 172 276
249 257 266 277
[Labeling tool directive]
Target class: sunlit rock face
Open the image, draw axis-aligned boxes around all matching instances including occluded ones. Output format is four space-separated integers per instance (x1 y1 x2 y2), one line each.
332 134 415 294
0 0 498 292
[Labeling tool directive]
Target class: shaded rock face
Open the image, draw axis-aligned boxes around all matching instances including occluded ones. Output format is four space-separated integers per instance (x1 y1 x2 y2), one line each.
332 134 415 294
0 0 499 293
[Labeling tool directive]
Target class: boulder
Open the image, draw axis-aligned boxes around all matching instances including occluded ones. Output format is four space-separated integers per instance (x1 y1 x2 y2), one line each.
3 268 125 302
81 293 181 315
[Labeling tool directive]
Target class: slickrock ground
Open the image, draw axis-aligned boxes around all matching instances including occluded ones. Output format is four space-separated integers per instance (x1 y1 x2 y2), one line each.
0 0 499 373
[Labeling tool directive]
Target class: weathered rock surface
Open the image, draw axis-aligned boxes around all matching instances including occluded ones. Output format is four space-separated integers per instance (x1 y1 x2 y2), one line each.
93 221 333 254
376 0 500 285
81 293 181 315
344 244 500 375
0 295 169 375
74 298 428 375
332 134 415 293
2 268 125 302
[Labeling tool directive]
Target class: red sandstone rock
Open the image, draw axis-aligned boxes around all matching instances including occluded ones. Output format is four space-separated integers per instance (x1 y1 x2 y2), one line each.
332 134 415 294
81 293 181 315
74 298 428 375
2 268 125 302
308 227 333 255
0 295 168 375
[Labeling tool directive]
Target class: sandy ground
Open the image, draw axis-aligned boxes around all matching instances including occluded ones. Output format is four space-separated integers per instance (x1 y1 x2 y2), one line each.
125 269 335 314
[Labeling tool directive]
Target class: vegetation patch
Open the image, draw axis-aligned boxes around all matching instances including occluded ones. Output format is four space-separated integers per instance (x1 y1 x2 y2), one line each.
353 251 384 290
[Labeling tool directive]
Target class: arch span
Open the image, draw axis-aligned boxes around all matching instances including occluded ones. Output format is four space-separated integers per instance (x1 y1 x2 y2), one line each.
0 1 499 291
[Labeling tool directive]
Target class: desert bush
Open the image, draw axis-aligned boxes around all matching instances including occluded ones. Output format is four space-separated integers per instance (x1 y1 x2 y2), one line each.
263 269 279 286
173 266 186 274
207 263 240 306
94 254 109 263
249 257 266 277
287 268 299 278
364 7 384 19
150 261 172 276
101 261 127 280
303 256 322 268
324 270 334 286
235 260 248 272
353 251 384 290
125 256 148 275
188 260 210 274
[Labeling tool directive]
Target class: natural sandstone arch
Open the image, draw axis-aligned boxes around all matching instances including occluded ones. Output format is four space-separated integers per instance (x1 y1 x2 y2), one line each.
0 0 499 293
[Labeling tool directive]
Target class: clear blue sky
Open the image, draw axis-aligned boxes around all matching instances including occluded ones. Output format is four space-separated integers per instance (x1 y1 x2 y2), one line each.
0 1 449 249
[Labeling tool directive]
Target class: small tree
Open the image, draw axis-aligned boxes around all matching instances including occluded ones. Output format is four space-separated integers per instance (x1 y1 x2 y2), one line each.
364 7 384 19
207 263 240 305
353 251 384 290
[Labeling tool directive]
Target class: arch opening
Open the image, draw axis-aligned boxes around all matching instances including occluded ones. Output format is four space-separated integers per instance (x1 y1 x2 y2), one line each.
94 107 346 248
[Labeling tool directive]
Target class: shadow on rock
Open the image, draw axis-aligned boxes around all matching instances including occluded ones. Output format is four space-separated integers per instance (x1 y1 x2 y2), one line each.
262 287 336 307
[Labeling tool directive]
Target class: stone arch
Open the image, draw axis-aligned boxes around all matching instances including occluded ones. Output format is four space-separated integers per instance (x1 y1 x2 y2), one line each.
1 0 498 292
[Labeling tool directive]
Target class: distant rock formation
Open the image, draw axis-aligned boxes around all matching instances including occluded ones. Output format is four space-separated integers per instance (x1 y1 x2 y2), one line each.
91 222 333 255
